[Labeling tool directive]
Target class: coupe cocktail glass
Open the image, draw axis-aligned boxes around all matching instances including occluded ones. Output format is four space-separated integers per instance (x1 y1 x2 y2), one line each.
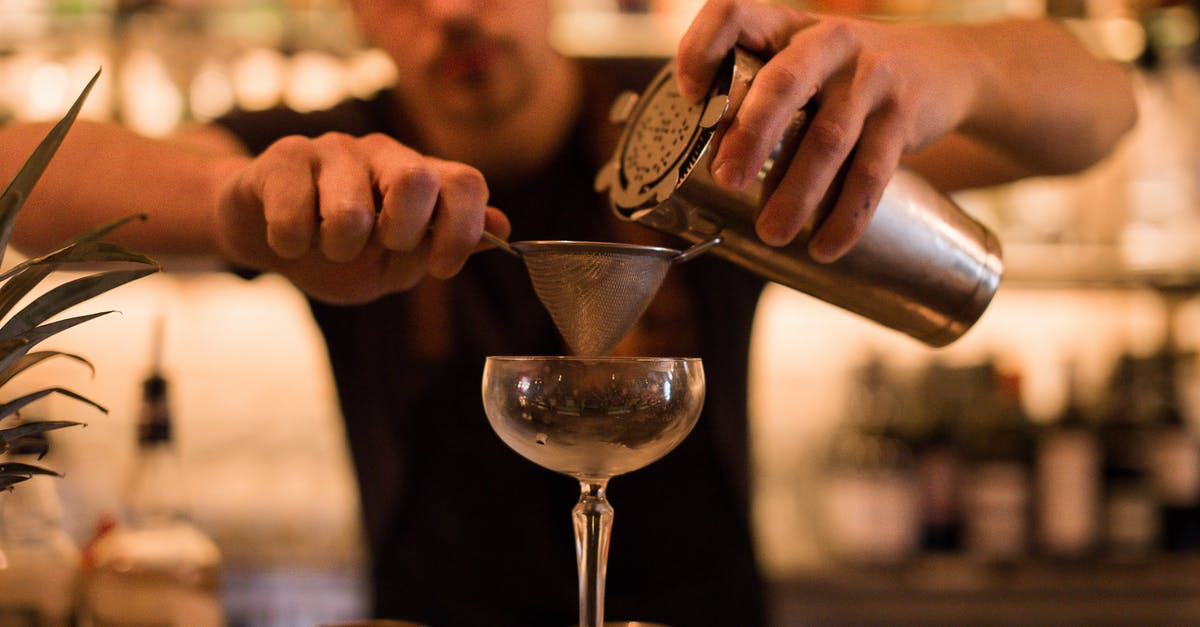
481 356 704 627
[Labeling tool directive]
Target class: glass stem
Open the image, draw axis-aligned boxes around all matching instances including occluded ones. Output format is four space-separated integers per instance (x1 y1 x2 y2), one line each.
573 480 613 627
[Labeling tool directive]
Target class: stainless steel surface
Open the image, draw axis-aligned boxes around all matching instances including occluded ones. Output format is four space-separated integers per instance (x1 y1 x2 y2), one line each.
500 239 718 356
509 240 679 356
595 49 1003 347
480 229 520 257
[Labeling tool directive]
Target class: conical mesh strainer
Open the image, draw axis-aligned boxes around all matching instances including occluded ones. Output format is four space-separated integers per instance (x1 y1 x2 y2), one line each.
484 234 718 356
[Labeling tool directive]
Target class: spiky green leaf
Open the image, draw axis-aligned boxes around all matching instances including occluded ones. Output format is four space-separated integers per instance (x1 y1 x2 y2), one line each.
0 69 100 267
0 351 93 389
0 420 83 455
0 213 152 283
0 234 157 284
0 419 83 439
0 267 156 340
0 312 110 374
0 462 60 490
0 242 157 322
62 213 150 248
0 337 30 366
0 476 32 490
0 462 61 479
0 387 106 422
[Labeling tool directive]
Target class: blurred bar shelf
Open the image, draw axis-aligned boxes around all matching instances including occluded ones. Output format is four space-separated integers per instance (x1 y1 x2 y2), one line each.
1003 241 1200 292
549 6 697 58
770 554 1200 626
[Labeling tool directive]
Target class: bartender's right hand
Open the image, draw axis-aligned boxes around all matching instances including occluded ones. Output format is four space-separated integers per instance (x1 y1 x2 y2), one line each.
213 132 510 304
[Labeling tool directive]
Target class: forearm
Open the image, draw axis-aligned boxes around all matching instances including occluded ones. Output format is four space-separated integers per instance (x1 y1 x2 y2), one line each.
0 120 247 256
953 18 1137 176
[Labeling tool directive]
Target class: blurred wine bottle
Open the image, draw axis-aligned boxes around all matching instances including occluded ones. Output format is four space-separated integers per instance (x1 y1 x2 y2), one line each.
960 360 1033 567
1035 363 1102 560
82 323 224 626
1099 353 1158 562
820 356 920 567
1147 348 1200 553
910 361 964 554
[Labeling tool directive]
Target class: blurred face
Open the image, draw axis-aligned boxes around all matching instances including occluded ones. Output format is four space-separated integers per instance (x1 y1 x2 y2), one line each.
349 0 557 128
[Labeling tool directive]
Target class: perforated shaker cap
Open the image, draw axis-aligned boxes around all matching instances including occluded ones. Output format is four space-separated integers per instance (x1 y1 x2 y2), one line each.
594 56 730 212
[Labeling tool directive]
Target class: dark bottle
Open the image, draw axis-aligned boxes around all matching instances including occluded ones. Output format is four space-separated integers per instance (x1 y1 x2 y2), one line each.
821 356 920 566
961 362 1033 566
83 342 223 626
1099 353 1158 562
1034 364 1102 560
1146 349 1200 553
910 361 964 553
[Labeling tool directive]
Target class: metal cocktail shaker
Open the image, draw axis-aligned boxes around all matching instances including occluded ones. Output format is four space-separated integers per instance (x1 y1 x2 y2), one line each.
594 48 1003 347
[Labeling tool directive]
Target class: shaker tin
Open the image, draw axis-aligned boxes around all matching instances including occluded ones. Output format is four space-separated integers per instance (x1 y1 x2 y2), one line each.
595 48 1003 347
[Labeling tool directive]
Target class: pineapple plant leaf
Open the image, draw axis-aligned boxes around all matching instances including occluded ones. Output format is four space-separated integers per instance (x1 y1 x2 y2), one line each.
0 67 160 493
0 312 112 375
0 351 94 388
0 69 99 270
0 387 105 428
0 267 158 339
0 215 155 320
0 464 61 490
0 420 82 456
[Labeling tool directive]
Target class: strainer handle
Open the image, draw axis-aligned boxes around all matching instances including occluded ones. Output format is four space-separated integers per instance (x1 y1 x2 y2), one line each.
480 230 521 257
673 236 722 263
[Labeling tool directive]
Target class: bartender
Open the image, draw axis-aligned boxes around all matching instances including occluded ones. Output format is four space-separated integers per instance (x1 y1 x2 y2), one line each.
0 1 1135 624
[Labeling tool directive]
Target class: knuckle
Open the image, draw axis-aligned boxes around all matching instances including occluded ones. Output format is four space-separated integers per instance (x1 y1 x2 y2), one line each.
859 54 897 86
360 132 393 148
848 160 891 198
309 132 363 163
327 198 374 222
807 118 851 157
819 18 857 50
268 135 305 151
858 54 899 95
756 64 805 100
261 136 310 163
441 164 488 198
315 131 354 148
394 164 440 196
710 0 741 23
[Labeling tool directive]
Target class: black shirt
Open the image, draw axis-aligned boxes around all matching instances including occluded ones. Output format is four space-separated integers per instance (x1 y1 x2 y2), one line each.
215 59 767 627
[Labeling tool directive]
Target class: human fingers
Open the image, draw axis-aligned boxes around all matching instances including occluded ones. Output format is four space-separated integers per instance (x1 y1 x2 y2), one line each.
251 136 320 259
363 134 441 252
807 107 905 262
675 0 806 102
710 19 859 191
757 45 893 247
425 158 490 279
478 207 512 252
310 132 378 263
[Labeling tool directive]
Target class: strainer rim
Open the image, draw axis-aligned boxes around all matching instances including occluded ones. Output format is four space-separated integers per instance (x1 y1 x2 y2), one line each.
510 240 680 260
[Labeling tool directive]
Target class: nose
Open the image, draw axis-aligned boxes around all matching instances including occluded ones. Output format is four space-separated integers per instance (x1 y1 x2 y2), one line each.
424 0 479 21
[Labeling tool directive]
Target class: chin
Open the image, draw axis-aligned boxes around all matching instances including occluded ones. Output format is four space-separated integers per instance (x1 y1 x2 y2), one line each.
438 91 526 127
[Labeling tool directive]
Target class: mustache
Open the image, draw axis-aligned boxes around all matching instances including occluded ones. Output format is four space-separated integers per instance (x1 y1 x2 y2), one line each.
429 22 517 70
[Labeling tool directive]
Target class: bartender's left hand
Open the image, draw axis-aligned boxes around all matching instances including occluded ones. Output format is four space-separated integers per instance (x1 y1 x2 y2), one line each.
675 0 981 261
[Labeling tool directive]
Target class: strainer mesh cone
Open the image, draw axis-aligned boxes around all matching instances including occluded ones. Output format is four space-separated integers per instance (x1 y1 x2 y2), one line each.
512 241 677 356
